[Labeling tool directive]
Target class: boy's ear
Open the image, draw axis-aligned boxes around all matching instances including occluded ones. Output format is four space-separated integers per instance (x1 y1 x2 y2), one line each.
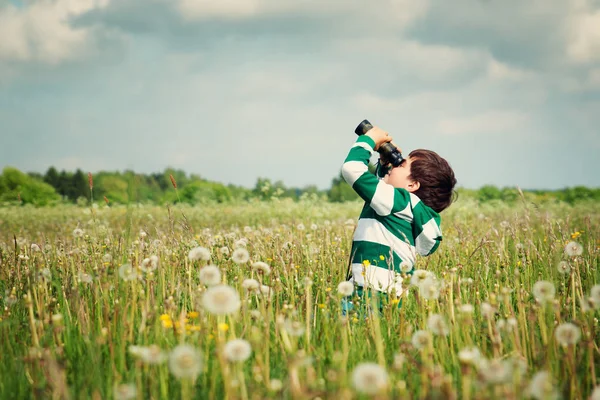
407 181 420 193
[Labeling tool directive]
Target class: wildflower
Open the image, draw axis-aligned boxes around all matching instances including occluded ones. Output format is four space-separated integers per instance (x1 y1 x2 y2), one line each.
139 230 148 239
269 379 283 392
234 239 248 248
218 323 229 332
399 261 413 274
188 246 211 262
113 383 136 400
73 228 84 238
459 304 474 314
119 263 138 281
283 319 305 337
223 339 252 362
590 284 600 307
303 277 313 287
564 241 583 257
241 278 260 293
78 272 93 284
251 261 271 275
481 302 495 318
260 285 273 299
533 280 555 303
296 223 305 231
410 269 433 286
231 248 250 264
30 244 41 252
337 281 354 297
419 277 441 300
411 330 432 350
554 323 581 346
102 254 112 263
140 255 159 272
38 268 51 282
479 358 513 384
198 265 221 286
202 285 241 316
427 314 449 336
351 362 389 395
556 261 571 274
458 347 481 365
168 344 203 379
527 371 557 400
243 226 253 233
219 246 230 255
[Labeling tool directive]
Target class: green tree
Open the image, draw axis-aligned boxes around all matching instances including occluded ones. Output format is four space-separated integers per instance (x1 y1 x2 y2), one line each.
328 172 359 202
0 167 59 205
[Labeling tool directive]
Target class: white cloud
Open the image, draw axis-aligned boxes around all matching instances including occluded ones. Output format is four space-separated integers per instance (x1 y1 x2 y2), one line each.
486 58 533 81
437 111 529 136
0 0 109 64
566 1 600 63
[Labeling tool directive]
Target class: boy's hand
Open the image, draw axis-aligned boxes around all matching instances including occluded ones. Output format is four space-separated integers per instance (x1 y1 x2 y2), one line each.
365 126 393 151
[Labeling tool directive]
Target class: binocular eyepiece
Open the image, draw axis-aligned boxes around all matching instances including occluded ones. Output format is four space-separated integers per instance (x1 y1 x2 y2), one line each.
355 119 404 167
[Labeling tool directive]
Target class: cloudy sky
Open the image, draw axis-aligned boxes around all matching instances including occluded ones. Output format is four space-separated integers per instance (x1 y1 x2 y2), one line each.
1 0 599 190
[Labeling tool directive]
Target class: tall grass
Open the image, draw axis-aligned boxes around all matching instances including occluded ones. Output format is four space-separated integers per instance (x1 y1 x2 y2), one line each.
0 198 598 399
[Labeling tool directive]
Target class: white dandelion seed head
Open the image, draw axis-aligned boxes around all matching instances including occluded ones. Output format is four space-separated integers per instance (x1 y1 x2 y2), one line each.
231 248 250 264
459 304 474 314
202 285 241 316
283 319 305 337
527 371 558 400
188 246 211 262
296 223 305 231
351 362 389 395
337 281 354 297
427 314 449 336
590 386 600 400
564 241 583 257
418 277 441 300
554 322 581 346
303 277 313 287
590 284 600 307
310 223 318 230
251 261 271 275
400 262 413 274
168 344 203 379
140 255 159 272
269 379 283 392
113 383 136 400
234 239 248 249
393 352 406 370
458 347 481 365
480 302 495 318
556 261 571 274
219 246 230 255
128 345 145 358
478 358 513 385
119 263 138 281
243 226 253 233
260 285 273 299
37 268 51 282
73 228 84 238
410 269 433 286
223 339 252 362
533 280 556 303
198 265 221 286
241 278 260 293
30 243 41 252
411 330 432 350
102 253 112 263
78 272 93 284
141 345 167 365
139 230 147 239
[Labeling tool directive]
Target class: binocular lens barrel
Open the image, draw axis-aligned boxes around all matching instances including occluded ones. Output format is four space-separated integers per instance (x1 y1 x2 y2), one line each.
354 119 405 168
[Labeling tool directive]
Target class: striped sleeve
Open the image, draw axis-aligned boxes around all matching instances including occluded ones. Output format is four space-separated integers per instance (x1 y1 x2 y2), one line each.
412 201 442 256
341 136 410 217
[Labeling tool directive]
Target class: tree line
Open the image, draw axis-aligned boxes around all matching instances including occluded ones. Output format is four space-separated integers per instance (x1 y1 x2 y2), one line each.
0 166 599 206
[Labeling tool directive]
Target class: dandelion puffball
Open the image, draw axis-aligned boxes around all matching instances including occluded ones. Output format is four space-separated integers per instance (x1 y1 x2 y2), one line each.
231 248 250 264
251 261 271 275
427 314 449 336
554 322 581 346
351 362 389 395
337 281 354 297
532 280 555 303
168 344 203 379
223 339 252 362
411 330 432 350
198 265 221 286
564 241 583 257
202 285 241 315
188 246 211 262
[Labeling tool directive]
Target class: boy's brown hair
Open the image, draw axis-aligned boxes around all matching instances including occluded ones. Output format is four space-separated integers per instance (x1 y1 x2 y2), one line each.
408 149 457 213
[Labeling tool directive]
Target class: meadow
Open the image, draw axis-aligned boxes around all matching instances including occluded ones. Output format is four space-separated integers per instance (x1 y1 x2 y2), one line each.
0 197 598 399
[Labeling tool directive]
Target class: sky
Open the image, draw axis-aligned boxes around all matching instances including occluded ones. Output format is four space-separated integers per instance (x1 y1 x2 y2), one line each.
1 0 599 191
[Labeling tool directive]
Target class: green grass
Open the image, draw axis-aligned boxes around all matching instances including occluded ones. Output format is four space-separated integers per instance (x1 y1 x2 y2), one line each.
0 198 598 399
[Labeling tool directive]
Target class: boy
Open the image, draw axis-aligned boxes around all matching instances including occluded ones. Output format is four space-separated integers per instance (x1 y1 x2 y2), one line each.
341 125 456 299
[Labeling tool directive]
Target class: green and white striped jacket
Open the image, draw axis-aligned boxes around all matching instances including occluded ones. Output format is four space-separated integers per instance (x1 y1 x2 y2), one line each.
341 135 442 296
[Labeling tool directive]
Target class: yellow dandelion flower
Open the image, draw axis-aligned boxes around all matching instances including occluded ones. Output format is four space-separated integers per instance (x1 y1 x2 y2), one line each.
325 287 332 292
218 323 229 332
391 299 400 305
162 320 173 328
267 258 273 262
318 304 326 309
352 317 359 323
208 334 214 341
363 260 371 267
189 325 201 332
159 314 172 321
379 255 385 261
187 312 199 319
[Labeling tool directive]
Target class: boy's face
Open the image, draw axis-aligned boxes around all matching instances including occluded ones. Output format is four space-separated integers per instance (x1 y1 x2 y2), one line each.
383 156 420 192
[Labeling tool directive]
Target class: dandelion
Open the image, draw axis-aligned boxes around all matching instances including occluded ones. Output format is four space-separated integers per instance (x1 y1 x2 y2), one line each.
459 304 474 314
458 347 481 365
102 254 112 263
199 265 221 286
119 263 138 281
351 362 389 395
527 371 557 400
419 277 441 300
202 285 241 315
73 228 84 238
564 241 583 257
260 285 273 299
269 379 283 392
556 261 571 274
234 239 248 248
38 268 51 282
410 269 433 286
296 223 305 231
590 284 600 306
393 353 406 370
411 330 432 350
427 314 449 336
219 246 230 255
481 302 495 318
554 322 581 346
113 383 136 400
168 344 203 379
532 280 555 303
337 281 354 297
479 358 513 384
231 248 250 264
30 244 40 252
283 319 305 337
78 272 93 284
251 261 271 275
141 345 167 364
223 339 252 362
188 246 211 262
140 255 159 272
241 278 260 293
399 261 413 274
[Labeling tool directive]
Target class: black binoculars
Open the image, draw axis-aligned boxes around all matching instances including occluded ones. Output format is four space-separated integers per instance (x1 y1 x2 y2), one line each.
355 119 404 167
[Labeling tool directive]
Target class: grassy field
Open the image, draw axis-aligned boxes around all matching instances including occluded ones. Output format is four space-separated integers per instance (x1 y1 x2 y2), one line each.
0 198 598 399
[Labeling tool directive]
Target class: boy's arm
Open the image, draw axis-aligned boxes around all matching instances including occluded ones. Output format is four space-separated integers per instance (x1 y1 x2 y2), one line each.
413 207 442 256
341 136 410 216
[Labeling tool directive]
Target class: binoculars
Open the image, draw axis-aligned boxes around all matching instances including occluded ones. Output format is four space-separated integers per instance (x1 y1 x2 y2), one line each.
355 119 404 167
